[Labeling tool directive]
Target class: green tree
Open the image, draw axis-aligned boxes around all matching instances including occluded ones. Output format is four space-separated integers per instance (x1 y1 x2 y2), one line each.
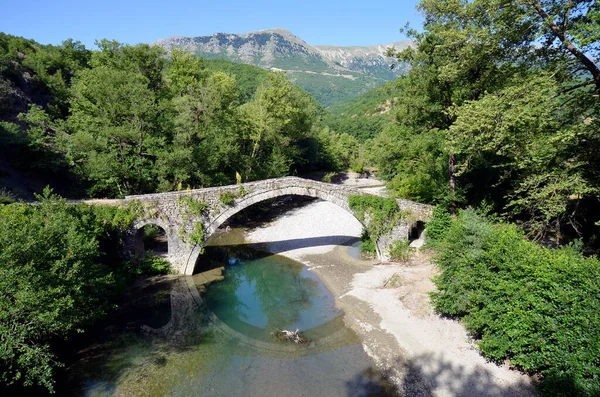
381 0 600 238
157 49 242 189
67 66 161 197
240 73 316 180
0 190 118 392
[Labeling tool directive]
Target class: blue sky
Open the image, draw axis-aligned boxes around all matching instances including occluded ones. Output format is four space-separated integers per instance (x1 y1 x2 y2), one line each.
0 0 423 49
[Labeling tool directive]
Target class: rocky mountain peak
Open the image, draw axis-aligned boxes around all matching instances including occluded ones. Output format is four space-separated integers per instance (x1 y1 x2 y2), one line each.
154 29 412 106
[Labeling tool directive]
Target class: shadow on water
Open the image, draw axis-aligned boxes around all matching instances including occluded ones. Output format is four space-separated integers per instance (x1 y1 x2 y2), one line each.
53 276 218 396
195 235 360 273
347 353 536 397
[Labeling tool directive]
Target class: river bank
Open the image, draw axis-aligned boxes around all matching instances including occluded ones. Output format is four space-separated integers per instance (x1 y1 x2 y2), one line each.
242 199 536 396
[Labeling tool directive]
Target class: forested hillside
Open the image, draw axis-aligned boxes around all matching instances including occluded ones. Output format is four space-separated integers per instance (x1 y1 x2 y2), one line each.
323 79 402 141
0 34 360 199
154 29 411 107
354 1 600 393
363 0 600 246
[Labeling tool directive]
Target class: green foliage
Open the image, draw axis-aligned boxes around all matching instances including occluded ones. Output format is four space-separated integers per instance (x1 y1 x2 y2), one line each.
0 33 91 120
177 195 207 216
219 191 236 206
0 188 15 205
1 33 340 200
359 229 376 257
389 240 413 262
175 196 207 247
0 188 140 392
350 161 365 175
431 209 600 394
288 72 385 108
67 64 161 197
204 58 270 103
323 79 402 141
322 172 336 183
359 0 600 246
125 253 172 276
187 222 205 246
328 79 400 116
306 126 360 172
143 224 161 243
239 73 317 181
425 206 453 244
349 194 404 253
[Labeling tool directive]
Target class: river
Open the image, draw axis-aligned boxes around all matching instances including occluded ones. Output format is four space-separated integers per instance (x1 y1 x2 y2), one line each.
59 204 383 397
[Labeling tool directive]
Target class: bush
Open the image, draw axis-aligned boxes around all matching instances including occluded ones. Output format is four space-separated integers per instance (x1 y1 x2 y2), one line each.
219 191 236 206
359 229 376 257
124 253 172 276
0 188 146 393
425 205 452 244
322 172 336 183
0 188 16 205
431 208 600 395
389 240 413 262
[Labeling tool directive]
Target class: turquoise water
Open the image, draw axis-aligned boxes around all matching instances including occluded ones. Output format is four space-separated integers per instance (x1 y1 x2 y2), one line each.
63 244 378 397
204 250 340 338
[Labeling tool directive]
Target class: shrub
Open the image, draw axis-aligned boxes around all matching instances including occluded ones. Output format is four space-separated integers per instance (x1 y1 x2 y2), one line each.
143 224 161 243
219 191 236 206
389 240 413 262
0 188 16 205
0 189 136 392
139 253 172 275
322 172 336 183
431 208 600 395
425 205 452 244
359 229 377 257
0 188 154 393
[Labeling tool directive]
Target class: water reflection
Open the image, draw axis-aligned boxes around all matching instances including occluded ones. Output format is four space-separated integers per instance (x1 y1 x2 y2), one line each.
63 244 374 397
203 246 336 337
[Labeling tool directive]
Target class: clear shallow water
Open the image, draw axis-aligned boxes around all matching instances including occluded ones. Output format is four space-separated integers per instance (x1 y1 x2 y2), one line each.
63 244 379 397
204 250 340 336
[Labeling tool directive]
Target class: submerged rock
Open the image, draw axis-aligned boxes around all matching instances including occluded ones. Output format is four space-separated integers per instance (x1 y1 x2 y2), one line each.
271 329 310 345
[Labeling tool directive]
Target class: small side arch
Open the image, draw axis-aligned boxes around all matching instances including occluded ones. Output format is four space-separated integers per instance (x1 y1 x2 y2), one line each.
132 218 172 258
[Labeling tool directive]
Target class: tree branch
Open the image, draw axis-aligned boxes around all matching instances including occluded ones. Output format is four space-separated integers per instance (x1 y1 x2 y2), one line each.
562 0 574 34
529 0 600 96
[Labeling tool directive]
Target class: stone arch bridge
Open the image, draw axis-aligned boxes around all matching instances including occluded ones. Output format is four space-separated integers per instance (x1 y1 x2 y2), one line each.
123 177 432 275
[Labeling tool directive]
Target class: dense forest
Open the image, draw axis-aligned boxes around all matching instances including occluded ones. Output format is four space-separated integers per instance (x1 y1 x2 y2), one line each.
369 0 600 247
0 34 360 200
1 0 600 394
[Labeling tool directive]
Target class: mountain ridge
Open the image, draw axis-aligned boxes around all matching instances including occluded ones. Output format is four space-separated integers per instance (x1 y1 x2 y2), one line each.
154 28 411 106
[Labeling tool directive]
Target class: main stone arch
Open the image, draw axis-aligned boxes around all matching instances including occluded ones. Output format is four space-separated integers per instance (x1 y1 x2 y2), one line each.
183 184 364 275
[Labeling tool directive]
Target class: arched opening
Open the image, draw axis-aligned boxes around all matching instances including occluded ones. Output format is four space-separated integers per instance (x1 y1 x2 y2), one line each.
409 220 426 242
136 223 168 257
192 194 363 275
189 194 362 351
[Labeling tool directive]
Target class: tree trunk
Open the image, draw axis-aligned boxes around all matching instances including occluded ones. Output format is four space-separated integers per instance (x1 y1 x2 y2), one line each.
448 153 456 216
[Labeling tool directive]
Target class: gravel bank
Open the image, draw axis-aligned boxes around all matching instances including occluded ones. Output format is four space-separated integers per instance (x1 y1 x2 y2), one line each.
244 199 535 396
